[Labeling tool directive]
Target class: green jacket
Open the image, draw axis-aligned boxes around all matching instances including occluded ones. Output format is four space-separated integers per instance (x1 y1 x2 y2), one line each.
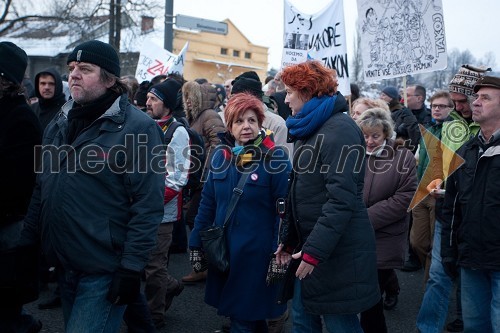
440 110 480 179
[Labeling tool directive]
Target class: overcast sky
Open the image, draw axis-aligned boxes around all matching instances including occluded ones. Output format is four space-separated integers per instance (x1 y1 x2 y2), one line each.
173 0 497 71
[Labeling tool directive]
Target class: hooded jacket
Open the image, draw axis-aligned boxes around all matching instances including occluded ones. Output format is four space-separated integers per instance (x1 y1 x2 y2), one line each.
182 81 225 162
30 67 67 131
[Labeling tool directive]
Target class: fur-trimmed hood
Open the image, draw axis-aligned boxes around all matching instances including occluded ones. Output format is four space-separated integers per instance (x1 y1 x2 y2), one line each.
182 81 217 122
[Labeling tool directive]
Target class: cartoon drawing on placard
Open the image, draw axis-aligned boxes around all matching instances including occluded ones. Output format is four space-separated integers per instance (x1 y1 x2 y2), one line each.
358 0 446 80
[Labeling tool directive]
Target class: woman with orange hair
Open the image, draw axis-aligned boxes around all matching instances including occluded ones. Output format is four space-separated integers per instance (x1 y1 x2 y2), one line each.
189 92 292 332
275 61 380 332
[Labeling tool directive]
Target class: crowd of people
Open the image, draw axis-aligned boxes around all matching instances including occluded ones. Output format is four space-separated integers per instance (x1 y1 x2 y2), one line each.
1 38 500 333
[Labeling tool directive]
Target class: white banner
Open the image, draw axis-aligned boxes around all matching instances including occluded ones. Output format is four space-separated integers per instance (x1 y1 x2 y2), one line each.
282 0 350 95
357 0 447 81
135 41 189 82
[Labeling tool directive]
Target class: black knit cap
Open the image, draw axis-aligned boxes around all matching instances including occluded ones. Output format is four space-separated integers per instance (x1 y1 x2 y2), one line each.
232 70 260 85
231 77 263 100
67 40 121 77
0 41 28 85
148 79 182 110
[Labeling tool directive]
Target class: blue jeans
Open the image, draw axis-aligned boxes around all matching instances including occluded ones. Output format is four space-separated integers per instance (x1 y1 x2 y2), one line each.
58 268 126 333
291 279 363 333
461 267 500 333
416 220 460 333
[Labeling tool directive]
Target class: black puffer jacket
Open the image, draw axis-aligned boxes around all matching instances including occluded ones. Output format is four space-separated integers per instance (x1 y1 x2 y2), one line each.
285 93 380 315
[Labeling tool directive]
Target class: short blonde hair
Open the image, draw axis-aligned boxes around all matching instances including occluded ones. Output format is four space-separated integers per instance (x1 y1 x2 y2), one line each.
351 97 389 118
356 107 394 139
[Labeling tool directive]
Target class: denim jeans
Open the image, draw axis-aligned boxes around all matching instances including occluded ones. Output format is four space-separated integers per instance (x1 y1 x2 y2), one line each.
58 268 126 333
291 279 363 333
416 220 461 333
461 267 500 333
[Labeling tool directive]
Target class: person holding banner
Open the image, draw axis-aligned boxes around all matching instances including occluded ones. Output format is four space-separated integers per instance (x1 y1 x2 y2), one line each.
275 60 379 333
380 86 421 153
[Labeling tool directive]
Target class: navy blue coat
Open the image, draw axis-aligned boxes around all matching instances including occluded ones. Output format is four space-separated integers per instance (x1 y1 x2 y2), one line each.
190 146 291 321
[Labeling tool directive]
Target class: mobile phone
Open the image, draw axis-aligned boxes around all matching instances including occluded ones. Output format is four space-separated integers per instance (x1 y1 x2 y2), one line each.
433 189 445 196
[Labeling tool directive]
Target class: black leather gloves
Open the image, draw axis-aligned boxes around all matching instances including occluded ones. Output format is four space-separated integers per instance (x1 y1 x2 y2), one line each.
107 267 141 305
190 249 208 273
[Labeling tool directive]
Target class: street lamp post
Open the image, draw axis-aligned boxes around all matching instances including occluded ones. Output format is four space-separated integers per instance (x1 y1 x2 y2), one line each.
164 0 174 51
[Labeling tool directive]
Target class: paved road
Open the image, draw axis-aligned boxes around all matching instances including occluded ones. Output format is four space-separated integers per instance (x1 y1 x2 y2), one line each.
26 250 458 332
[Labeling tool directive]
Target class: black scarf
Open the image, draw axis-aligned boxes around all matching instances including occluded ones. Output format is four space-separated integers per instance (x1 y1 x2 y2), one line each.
66 91 119 144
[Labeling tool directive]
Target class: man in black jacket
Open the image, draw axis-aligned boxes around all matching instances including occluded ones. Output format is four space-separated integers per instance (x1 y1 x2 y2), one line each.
406 84 431 126
0 41 43 333
31 67 67 131
441 75 500 332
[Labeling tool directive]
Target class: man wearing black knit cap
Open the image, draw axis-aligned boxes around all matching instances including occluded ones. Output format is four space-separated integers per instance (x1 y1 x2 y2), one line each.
0 41 43 333
20 40 165 332
144 78 189 329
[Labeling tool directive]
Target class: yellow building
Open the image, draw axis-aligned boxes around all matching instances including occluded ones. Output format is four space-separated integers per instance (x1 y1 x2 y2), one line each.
171 19 268 84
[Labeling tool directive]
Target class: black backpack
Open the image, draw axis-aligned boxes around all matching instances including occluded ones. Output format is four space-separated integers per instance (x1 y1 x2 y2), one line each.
163 120 206 190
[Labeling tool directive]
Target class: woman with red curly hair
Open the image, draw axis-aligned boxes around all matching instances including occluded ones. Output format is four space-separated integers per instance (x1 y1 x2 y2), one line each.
275 61 380 332
189 92 292 332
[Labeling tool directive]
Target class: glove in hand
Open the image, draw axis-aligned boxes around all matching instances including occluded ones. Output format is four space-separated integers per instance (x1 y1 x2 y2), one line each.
442 257 459 279
266 255 288 286
190 249 208 273
107 267 141 305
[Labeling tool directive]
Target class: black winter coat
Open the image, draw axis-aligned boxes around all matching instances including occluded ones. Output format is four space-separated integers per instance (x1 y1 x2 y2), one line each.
441 134 500 270
285 93 380 315
0 94 42 307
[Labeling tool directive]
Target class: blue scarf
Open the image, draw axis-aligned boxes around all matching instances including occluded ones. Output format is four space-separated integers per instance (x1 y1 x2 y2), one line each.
286 95 337 139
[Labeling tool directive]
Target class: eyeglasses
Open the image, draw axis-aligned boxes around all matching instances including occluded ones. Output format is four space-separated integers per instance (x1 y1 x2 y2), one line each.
430 104 452 110
407 94 421 97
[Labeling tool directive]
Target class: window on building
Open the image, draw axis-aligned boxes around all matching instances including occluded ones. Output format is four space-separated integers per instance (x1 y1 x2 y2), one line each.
244 52 251 59
233 50 240 57
220 48 228 55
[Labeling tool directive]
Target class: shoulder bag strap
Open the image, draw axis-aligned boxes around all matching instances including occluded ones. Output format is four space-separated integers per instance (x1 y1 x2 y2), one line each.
222 163 255 227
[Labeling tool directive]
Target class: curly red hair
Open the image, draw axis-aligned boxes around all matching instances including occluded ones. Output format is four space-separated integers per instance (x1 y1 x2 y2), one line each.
224 92 265 129
280 60 338 101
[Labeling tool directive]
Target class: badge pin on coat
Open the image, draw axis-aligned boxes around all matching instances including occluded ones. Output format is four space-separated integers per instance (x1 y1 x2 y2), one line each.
251 173 258 181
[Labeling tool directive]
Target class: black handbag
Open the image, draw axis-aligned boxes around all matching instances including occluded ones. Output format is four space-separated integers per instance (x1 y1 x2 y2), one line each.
199 165 254 273
276 258 300 304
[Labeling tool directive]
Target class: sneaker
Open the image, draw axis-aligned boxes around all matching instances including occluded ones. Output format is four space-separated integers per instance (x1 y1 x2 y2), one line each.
446 318 464 332
164 280 184 311
181 270 207 284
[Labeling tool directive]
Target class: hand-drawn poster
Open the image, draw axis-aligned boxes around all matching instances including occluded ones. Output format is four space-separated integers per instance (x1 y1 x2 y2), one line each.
135 41 189 82
282 0 350 95
357 0 447 81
